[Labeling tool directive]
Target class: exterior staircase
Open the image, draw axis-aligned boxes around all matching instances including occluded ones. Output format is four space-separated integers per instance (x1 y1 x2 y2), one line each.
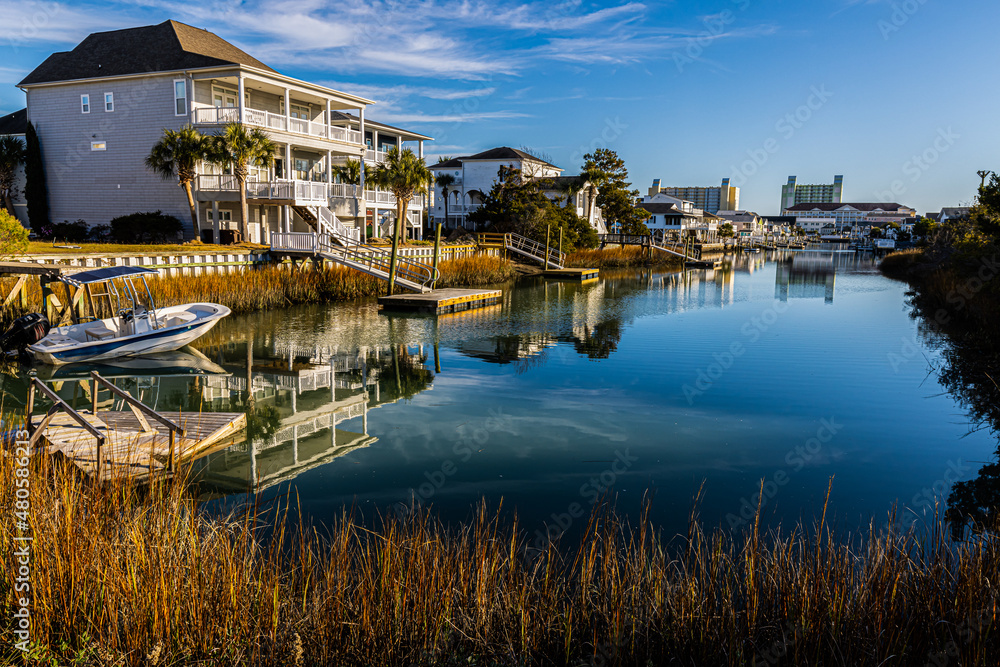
271 230 438 293
290 205 361 244
477 233 565 268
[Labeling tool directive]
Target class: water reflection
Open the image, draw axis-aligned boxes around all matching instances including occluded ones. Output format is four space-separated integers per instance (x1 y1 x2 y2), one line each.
4 247 990 538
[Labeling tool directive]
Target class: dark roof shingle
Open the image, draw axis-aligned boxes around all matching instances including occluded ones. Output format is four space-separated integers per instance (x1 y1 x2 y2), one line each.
0 108 27 135
462 147 561 169
19 20 275 86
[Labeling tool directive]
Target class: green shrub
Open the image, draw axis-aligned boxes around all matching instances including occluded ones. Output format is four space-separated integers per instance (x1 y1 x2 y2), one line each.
109 210 183 243
0 209 28 259
39 219 89 242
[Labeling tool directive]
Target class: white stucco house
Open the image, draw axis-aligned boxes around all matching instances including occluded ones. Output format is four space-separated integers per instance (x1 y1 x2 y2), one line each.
428 147 606 233
9 20 431 242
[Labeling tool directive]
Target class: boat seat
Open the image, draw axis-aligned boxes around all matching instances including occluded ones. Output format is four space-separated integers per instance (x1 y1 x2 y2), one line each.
85 324 116 341
162 311 196 328
37 335 77 347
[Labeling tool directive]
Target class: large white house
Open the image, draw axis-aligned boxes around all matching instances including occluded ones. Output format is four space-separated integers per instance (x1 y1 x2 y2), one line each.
783 202 916 233
10 20 431 242
428 147 605 233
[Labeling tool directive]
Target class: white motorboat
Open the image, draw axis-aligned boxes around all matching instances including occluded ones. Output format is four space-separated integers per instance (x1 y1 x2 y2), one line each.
26 266 230 365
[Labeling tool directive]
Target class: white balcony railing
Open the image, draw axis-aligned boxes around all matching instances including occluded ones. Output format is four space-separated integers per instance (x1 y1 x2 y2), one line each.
330 183 359 199
193 107 363 145
365 149 389 163
196 176 420 209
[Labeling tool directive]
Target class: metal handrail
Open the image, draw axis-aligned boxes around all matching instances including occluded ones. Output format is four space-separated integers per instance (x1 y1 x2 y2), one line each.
316 233 438 289
505 233 565 268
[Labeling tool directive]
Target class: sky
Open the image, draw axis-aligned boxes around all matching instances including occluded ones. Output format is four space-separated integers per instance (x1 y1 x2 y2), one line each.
2 0 998 215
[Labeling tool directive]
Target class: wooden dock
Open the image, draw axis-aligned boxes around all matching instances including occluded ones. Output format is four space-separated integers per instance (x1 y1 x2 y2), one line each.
541 268 599 282
26 373 246 482
37 410 246 481
378 288 502 314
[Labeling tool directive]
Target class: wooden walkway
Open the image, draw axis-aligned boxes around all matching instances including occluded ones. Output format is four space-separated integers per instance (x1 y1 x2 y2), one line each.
37 410 246 481
378 288 502 314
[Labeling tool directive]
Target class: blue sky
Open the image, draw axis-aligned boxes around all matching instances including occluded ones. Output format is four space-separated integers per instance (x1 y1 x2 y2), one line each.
1 0 998 215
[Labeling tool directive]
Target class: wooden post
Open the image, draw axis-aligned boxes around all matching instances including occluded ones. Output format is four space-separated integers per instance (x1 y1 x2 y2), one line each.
91 375 98 415
558 227 563 259
168 431 176 473
545 224 551 269
432 223 442 290
25 382 35 436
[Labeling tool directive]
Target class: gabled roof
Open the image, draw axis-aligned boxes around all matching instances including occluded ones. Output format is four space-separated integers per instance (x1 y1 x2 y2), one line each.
429 158 465 169
785 202 908 212
638 202 692 215
462 147 561 170
19 20 276 86
0 108 27 136
328 111 432 141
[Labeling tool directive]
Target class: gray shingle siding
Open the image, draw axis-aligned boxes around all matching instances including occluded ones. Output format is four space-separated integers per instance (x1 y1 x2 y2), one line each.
27 74 193 233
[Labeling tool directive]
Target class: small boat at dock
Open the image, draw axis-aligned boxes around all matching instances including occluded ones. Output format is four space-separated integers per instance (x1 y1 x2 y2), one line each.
22 266 230 365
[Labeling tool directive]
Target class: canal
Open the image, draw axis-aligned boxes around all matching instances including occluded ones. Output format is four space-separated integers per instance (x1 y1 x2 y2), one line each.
5 248 996 538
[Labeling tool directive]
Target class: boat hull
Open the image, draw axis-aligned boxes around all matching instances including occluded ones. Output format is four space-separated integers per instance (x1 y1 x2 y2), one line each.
27 303 229 365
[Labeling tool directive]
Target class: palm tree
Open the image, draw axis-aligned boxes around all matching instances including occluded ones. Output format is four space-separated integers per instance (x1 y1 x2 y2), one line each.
209 122 277 240
0 136 27 217
369 147 432 295
145 125 210 240
435 173 455 229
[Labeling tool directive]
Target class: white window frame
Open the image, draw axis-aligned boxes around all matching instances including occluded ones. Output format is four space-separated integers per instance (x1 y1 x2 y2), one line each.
104 92 114 112
173 79 187 116
91 141 106 151
80 94 90 114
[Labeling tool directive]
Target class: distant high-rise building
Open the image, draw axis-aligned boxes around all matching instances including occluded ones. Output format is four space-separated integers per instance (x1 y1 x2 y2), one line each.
648 178 739 214
780 175 844 212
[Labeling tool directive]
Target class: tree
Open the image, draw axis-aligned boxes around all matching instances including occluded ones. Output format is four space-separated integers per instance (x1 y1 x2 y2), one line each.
145 125 211 240
435 172 456 229
0 136 25 217
719 222 734 238
0 210 28 260
581 149 647 235
369 147 432 295
913 217 939 239
24 122 49 231
209 122 277 240
334 158 363 186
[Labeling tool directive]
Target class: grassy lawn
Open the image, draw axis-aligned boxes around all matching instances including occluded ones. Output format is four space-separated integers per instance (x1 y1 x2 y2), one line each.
26 241 270 256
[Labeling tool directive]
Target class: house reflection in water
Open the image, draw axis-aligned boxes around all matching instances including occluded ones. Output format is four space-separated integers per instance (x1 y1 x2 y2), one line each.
775 253 837 304
191 339 433 494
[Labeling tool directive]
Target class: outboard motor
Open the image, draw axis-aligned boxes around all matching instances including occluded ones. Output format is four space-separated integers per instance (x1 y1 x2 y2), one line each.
0 313 50 356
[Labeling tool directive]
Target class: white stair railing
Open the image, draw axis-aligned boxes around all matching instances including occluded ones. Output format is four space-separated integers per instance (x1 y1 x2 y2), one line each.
316 206 360 243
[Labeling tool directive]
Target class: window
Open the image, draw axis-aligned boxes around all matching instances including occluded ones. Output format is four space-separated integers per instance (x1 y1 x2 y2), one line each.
173 79 187 116
91 141 106 151
206 210 232 222
104 92 114 112
81 94 90 113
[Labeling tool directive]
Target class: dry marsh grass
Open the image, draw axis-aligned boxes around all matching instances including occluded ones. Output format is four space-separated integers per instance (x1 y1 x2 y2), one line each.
565 246 682 269
1 448 998 666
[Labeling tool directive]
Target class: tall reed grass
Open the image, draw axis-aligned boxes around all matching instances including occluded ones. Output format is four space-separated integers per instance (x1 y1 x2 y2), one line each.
0 256 517 325
1 445 997 666
565 246 682 269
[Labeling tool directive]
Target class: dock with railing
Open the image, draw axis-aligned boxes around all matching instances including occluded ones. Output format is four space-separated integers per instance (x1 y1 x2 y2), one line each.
26 373 246 482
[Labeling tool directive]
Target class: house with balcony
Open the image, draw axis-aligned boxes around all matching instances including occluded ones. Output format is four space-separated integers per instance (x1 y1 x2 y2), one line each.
14 20 431 242
637 192 717 241
427 147 605 232
0 109 27 222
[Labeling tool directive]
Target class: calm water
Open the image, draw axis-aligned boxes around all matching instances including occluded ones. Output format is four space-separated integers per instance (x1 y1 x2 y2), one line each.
6 249 996 538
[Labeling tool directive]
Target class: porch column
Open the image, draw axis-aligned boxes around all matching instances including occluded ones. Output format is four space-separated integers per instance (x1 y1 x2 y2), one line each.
418 140 424 159
284 143 292 183
326 99 331 135
237 75 245 123
327 149 333 185
284 87 290 130
212 200 220 244
359 107 365 145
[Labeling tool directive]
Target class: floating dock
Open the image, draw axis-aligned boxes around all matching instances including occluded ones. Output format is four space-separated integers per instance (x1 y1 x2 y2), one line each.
541 268 599 282
378 288 503 314
37 410 246 481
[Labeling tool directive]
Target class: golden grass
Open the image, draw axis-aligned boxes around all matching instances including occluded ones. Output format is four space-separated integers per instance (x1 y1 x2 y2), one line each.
565 246 682 269
879 248 925 279
1 446 998 666
0 256 517 325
